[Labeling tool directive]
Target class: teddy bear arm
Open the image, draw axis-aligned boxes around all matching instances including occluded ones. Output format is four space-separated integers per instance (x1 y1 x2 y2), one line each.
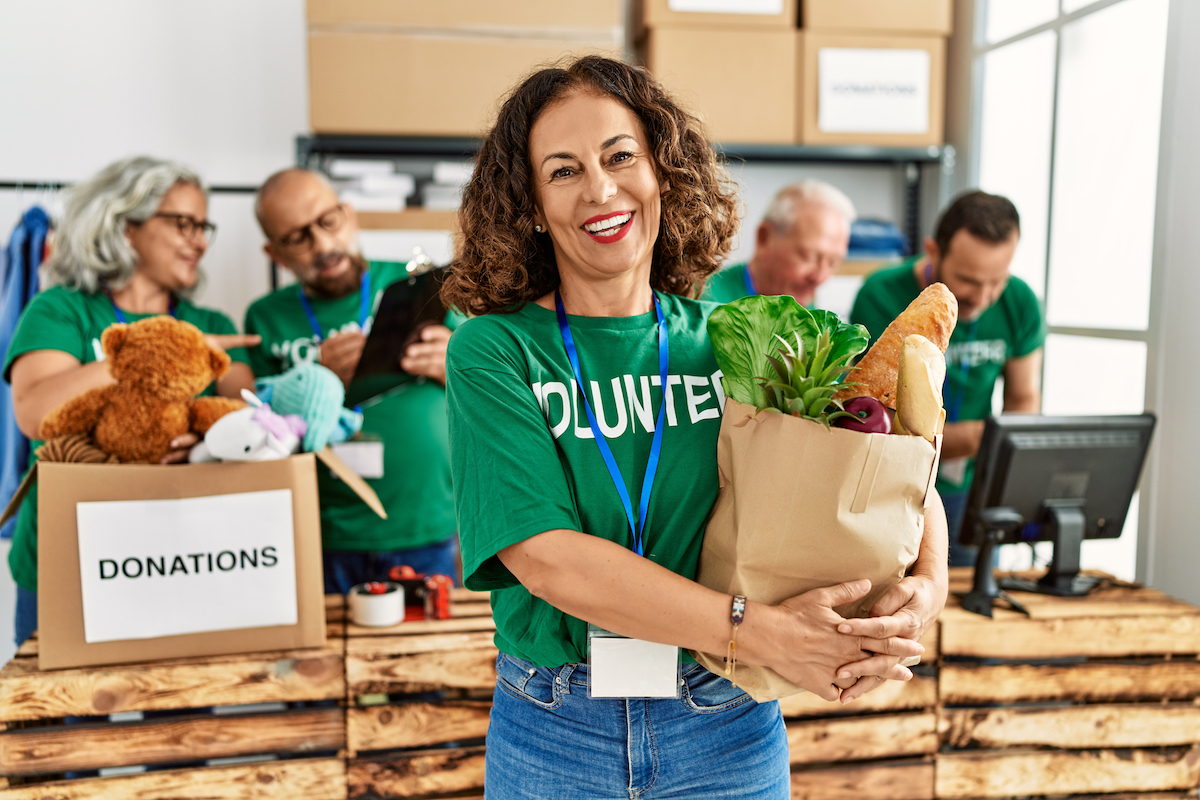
189 397 246 435
39 386 118 440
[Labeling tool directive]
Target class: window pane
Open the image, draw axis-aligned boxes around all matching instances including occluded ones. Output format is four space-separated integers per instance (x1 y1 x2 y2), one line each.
1046 0 1169 331
1041 334 1147 416
978 31 1056 298
1062 0 1101 12
985 0 1058 44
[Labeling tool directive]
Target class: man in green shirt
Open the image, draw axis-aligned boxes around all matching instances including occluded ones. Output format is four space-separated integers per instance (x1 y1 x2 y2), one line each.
850 191 1045 566
247 168 457 592
703 179 855 305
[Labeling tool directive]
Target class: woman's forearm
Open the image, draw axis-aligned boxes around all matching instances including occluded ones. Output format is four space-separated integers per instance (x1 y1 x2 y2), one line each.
10 353 115 439
912 490 950 592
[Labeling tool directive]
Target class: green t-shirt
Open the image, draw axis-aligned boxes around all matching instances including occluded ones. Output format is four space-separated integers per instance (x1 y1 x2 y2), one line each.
2 286 248 592
446 293 725 666
849 256 1046 494
243 261 456 553
701 263 753 304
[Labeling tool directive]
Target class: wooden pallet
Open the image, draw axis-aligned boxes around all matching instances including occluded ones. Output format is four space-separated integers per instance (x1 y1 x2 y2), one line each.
0 595 350 798
935 569 1200 800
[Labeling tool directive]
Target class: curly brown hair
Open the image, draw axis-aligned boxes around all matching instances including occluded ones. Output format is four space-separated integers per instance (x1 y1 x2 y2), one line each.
441 55 740 316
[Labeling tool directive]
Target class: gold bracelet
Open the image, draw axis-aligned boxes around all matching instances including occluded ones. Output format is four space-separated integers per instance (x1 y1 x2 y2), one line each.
724 594 747 678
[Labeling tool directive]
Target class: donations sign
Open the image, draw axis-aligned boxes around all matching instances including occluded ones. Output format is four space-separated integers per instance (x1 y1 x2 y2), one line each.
818 47 931 134
76 489 298 643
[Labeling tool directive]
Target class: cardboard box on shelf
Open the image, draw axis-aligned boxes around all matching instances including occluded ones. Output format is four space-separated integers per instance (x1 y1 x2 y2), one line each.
797 31 945 147
309 32 623 136
638 0 798 32
31 451 379 670
642 26 797 145
307 0 625 36
802 0 952 36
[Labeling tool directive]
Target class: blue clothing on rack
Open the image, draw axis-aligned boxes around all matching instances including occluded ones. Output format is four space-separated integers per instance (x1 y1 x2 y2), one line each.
0 207 50 540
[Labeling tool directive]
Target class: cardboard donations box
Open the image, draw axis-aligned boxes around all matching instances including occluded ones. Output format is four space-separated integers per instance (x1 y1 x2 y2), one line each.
34 455 333 670
692 400 941 702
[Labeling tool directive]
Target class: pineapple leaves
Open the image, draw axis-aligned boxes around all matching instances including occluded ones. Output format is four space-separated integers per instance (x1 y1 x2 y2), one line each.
707 294 870 424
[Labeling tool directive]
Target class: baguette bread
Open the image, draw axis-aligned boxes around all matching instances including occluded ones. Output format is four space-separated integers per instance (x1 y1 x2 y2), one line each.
836 283 958 408
894 334 946 441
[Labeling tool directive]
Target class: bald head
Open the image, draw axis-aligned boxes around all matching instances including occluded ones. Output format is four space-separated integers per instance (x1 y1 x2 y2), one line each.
257 167 365 299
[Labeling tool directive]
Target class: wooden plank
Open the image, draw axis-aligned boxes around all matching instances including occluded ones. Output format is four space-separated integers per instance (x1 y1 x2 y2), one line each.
0 756 345 799
346 632 497 695
939 610 1200 659
787 712 937 765
0 708 344 776
348 700 491 752
347 745 486 798
451 601 492 618
779 673 937 718
935 746 1200 799
345 615 496 638
791 757 934 800
356 210 459 232
941 661 1200 705
941 703 1200 749
0 649 344 721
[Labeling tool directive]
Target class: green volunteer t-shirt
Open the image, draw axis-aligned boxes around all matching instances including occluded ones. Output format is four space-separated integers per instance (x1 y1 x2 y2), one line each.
243 261 456 553
2 286 249 592
701 263 753 304
849 256 1046 495
446 293 725 667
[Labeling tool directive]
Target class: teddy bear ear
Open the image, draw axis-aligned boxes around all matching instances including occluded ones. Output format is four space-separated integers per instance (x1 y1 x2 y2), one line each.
209 347 232 380
101 324 129 359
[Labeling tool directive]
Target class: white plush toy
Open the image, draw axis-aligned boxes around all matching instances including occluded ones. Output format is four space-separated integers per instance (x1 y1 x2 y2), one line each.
189 390 307 463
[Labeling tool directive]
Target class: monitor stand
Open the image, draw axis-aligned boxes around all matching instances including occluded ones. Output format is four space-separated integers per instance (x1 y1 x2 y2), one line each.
999 501 1099 597
960 507 1030 619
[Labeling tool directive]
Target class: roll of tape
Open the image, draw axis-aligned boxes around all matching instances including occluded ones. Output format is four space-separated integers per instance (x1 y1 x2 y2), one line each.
349 581 405 627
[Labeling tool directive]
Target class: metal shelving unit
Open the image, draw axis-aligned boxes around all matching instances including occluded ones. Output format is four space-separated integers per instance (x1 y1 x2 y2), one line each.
297 134 949 252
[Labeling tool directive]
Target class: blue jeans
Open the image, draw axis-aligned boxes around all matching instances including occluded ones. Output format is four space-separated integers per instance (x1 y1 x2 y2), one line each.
322 537 458 594
14 585 36 647
487 653 790 800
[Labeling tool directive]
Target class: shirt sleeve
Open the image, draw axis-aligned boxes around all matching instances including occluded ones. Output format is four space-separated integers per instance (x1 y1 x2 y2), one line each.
849 276 898 347
446 323 580 591
3 290 90 384
1008 279 1047 359
243 305 284 379
206 311 251 367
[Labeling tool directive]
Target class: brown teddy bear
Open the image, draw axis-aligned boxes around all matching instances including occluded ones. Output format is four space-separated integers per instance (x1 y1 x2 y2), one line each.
39 316 245 463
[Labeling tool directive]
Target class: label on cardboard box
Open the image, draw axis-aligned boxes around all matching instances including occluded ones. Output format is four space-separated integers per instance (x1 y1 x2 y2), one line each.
668 0 783 14
818 48 931 134
76 489 298 643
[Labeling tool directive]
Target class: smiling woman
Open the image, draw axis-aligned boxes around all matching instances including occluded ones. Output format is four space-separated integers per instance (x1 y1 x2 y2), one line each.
442 56 930 800
3 156 260 649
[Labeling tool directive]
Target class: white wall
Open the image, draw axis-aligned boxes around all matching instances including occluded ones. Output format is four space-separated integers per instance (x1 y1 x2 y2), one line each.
1145 0 1200 604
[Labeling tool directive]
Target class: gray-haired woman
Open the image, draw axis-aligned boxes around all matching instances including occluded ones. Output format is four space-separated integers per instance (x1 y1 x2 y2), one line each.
4 155 259 646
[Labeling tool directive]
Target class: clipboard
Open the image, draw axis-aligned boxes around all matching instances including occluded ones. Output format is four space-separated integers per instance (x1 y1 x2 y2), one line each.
345 266 447 407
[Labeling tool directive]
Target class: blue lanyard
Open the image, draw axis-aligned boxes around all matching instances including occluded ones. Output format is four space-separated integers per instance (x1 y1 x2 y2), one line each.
943 320 977 423
298 271 373 342
111 298 175 323
555 290 669 558
742 265 757 296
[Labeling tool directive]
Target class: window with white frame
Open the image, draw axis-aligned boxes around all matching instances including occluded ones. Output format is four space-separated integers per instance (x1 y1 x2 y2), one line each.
971 0 1169 579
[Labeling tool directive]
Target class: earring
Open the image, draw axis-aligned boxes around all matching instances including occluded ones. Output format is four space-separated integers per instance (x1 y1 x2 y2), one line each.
534 224 544 233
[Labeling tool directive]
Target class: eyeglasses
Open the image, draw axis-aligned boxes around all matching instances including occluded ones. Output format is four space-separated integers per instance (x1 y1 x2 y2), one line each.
276 204 348 253
149 213 217 245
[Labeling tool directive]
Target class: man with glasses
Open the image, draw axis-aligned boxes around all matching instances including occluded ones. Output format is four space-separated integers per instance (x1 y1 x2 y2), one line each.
703 180 856 306
245 168 458 592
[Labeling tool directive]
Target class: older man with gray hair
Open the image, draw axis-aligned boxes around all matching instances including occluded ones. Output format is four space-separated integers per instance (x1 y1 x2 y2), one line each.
704 179 856 306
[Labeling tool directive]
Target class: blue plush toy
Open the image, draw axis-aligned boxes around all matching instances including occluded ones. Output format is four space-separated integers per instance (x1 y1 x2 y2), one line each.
256 363 362 452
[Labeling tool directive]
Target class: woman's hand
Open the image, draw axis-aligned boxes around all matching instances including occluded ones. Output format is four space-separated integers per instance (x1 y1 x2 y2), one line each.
204 333 261 353
161 432 200 464
747 580 924 703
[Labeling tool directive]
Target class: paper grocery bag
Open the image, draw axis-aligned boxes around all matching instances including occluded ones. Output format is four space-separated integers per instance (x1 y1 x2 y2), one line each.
692 400 941 702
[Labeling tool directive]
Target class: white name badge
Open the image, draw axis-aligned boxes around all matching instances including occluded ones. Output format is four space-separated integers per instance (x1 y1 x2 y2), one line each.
331 441 384 479
588 624 680 699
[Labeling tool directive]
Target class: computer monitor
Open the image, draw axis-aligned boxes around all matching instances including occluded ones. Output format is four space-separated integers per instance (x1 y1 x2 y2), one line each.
958 413 1155 615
